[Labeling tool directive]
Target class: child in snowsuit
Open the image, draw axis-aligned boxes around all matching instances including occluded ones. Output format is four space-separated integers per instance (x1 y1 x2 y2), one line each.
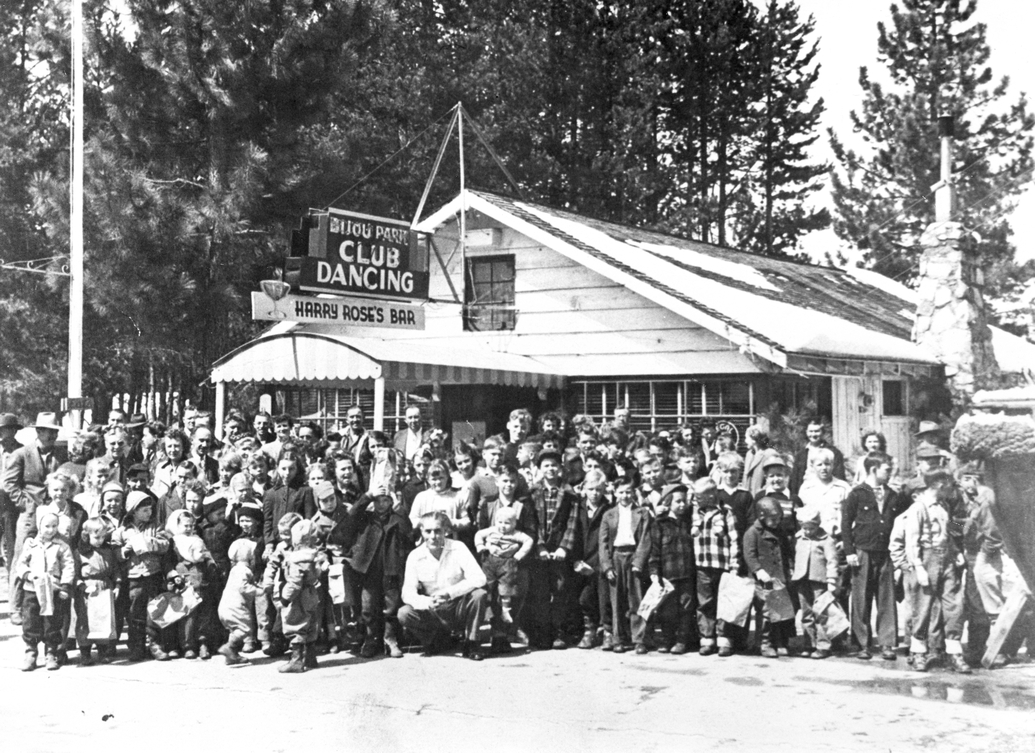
476 506 533 648
233 504 265 653
743 497 795 658
792 507 841 659
276 518 322 673
75 517 122 665
16 512 75 671
218 538 259 665
310 480 352 653
167 509 219 659
262 512 301 656
110 490 170 662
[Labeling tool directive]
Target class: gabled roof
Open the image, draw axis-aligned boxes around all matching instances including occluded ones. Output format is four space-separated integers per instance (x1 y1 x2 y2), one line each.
417 190 1034 373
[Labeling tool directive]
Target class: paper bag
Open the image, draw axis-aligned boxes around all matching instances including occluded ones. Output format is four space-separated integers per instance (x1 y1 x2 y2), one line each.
368 447 397 495
86 588 117 642
717 573 755 627
764 581 796 622
327 562 347 605
637 578 674 619
814 591 850 638
147 586 202 629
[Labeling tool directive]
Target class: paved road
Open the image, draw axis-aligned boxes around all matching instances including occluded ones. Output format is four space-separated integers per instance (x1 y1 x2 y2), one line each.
3 589 1034 752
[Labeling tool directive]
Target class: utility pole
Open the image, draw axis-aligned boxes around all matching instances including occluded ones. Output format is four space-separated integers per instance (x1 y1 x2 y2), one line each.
69 0 85 428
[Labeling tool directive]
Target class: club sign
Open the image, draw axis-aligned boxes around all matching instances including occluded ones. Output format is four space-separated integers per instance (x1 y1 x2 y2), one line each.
287 209 430 301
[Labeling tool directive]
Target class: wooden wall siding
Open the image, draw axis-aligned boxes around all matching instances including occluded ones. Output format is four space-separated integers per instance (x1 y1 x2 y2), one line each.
832 375 912 474
414 225 755 373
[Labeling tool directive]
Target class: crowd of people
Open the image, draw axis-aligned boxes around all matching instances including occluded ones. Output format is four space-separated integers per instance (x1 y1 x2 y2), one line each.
0 403 1027 675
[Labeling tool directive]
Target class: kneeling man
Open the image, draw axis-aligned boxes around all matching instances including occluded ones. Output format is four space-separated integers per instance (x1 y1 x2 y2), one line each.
399 511 488 660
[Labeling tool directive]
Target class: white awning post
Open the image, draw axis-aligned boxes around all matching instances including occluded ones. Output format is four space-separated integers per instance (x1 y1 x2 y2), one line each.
373 376 385 432
214 381 226 440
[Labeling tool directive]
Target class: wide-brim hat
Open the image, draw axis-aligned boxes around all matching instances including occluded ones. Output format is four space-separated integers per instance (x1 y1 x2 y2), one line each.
33 412 62 431
0 413 23 430
915 442 944 460
915 420 942 437
126 413 147 429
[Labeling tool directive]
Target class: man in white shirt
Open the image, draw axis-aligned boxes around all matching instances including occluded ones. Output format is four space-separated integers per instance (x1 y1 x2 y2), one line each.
399 511 488 660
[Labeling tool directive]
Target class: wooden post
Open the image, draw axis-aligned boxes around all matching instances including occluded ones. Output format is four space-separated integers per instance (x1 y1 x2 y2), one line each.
373 376 385 432
214 381 226 440
981 587 1031 669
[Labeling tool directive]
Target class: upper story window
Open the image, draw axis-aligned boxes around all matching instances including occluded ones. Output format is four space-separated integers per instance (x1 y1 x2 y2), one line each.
464 255 516 331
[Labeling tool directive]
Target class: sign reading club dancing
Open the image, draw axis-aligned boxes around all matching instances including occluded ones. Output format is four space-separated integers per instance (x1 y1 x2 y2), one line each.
290 209 430 301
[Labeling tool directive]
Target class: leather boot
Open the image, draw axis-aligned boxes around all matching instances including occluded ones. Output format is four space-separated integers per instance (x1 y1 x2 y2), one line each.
148 638 170 661
600 630 615 651
384 623 404 658
304 643 319 669
359 635 383 659
577 619 599 649
278 644 306 673
79 645 94 666
219 635 247 666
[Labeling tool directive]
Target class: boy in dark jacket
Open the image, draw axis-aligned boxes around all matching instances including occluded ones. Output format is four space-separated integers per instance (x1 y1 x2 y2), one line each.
342 488 414 658
572 470 613 649
635 483 696 655
744 497 795 658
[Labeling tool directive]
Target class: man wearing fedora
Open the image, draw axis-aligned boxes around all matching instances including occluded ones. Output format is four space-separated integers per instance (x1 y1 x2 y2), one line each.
3 412 66 624
0 413 24 576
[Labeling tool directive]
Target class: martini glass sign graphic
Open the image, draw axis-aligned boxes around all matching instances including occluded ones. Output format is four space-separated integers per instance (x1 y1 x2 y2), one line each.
260 280 292 319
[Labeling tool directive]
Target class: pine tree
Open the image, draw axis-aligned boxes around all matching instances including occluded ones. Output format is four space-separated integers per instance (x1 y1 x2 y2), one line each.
734 0 829 257
829 0 1035 284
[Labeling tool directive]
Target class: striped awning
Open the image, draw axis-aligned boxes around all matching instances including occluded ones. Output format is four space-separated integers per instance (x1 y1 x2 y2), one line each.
210 331 565 390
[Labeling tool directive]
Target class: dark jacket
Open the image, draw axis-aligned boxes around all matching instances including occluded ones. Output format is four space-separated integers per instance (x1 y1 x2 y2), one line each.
342 504 414 580
599 504 650 575
790 443 846 495
2 442 66 516
841 483 907 555
572 500 612 571
635 514 694 581
262 483 316 547
743 520 793 584
476 494 539 544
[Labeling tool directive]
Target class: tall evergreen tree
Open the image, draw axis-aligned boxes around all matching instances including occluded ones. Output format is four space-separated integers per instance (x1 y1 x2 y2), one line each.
829 0 1034 284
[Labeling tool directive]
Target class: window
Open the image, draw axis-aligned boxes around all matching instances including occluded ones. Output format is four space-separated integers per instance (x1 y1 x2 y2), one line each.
882 380 905 416
464 255 516 331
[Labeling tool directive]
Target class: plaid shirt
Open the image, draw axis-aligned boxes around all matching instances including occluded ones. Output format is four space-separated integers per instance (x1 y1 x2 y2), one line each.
691 503 739 571
532 482 578 553
635 514 694 580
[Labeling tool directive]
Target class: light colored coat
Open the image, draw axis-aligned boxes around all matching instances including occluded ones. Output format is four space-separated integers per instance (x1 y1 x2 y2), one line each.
791 530 840 586
218 562 258 635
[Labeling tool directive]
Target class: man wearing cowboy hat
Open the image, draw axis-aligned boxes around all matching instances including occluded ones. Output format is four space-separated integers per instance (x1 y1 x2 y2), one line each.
0 413 24 575
2 412 66 624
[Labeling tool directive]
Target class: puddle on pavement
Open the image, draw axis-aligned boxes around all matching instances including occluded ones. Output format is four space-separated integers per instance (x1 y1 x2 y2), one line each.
802 675 1035 710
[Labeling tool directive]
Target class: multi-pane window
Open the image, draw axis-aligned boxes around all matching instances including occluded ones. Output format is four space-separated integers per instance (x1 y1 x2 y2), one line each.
464 255 516 331
278 388 429 433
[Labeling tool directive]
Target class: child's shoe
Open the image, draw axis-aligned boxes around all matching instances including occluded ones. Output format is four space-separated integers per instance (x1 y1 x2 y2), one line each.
490 636 513 655
198 644 211 660
79 645 94 666
384 625 404 659
812 649 831 660
671 643 689 655
911 653 930 672
551 636 569 650
577 624 599 649
717 645 734 657
184 649 198 660
760 645 778 659
148 641 171 661
600 631 615 651
359 636 383 659
219 637 248 666
242 638 259 653
305 643 319 669
698 644 716 656
634 644 649 655
776 646 789 657
278 644 306 673
613 643 631 654
949 655 973 674
96 645 114 664
21 650 37 672
45 652 60 671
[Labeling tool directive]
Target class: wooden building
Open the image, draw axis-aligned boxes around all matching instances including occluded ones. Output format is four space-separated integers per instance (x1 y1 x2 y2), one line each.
211 189 1035 470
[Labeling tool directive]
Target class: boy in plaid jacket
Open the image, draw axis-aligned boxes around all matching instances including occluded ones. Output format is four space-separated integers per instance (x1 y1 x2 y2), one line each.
634 482 696 654
691 477 739 656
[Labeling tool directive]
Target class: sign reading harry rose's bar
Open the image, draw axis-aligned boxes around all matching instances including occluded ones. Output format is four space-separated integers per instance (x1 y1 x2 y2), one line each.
288 209 430 301
251 291 425 330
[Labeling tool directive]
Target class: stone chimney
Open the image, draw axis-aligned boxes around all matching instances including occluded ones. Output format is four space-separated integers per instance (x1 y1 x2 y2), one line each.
912 115 1000 403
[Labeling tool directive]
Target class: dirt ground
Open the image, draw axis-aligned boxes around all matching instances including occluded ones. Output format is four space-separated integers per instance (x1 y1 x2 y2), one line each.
4 579 1035 753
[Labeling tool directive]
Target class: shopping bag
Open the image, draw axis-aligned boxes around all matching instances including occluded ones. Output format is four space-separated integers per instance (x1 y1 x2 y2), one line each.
327 562 347 605
86 588 117 642
368 448 397 495
717 573 755 627
764 581 796 623
813 591 850 638
637 578 674 619
147 586 202 629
